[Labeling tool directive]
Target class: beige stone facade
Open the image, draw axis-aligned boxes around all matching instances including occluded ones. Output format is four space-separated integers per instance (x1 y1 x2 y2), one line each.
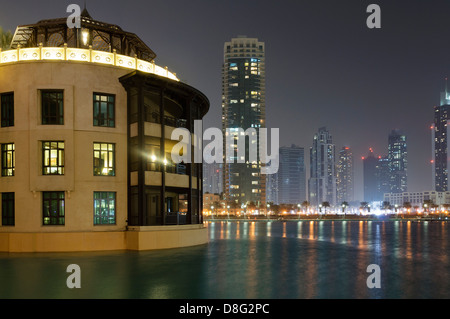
0 57 208 252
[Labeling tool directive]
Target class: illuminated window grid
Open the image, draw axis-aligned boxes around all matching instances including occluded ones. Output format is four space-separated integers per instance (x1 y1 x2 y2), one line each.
42 141 64 175
93 142 115 176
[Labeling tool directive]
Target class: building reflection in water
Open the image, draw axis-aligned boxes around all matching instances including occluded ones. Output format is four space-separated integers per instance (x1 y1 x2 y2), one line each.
297 221 303 239
3 220 450 298
309 221 315 240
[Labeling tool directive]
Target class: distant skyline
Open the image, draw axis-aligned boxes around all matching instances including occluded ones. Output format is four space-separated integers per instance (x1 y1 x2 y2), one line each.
2 0 450 200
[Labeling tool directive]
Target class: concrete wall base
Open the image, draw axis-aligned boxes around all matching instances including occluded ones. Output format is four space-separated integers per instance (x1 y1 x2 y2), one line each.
0 225 208 252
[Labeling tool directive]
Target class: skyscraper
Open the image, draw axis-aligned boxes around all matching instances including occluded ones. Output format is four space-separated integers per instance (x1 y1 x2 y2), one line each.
363 148 379 203
308 127 336 207
336 146 354 204
278 145 306 205
432 80 450 191
266 168 279 205
376 155 390 199
203 163 223 195
222 36 266 206
388 129 407 193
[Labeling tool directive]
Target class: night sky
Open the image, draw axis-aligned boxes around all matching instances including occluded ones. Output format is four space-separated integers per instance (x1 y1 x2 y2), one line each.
2 0 450 200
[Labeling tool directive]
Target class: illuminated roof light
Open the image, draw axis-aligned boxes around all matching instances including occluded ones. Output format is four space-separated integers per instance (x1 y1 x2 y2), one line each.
82 29 89 46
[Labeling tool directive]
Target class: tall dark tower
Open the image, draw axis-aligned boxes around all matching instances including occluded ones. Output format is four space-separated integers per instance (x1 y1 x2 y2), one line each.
363 148 379 202
432 78 450 191
336 146 354 204
388 129 407 193
308 127 336 207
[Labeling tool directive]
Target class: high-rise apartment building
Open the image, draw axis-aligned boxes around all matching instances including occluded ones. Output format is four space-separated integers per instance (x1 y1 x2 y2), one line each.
308 127 336 207
388 129 407 193
266 168 279 205
432 81 450 191
336 146 354 204
376 155 390 199
222 36 266 206
203 163 223 195
278 145 306 205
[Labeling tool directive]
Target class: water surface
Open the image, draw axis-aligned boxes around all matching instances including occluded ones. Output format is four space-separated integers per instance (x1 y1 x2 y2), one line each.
0 220 449 298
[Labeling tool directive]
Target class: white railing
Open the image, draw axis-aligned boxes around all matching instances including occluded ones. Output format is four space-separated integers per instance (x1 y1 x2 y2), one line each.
0 44 179 81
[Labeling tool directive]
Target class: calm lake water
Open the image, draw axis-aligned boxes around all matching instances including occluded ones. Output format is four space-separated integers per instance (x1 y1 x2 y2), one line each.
0 220 449 299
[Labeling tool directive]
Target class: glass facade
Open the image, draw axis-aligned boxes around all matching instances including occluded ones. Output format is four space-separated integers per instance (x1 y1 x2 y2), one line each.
120 72 208 226
388 129 407 193
278 145 306 205
309 127 336 207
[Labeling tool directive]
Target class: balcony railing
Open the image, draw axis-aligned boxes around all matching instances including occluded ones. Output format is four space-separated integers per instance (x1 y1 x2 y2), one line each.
143 111 187 128
0 44 179 81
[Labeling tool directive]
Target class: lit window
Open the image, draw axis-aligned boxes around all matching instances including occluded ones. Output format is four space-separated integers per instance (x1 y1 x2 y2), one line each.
42 141 64 175
41 90 64 125
43 191 65 225
94 143 115 176
94 192 116 225
1 143 14 176
93 93 115 127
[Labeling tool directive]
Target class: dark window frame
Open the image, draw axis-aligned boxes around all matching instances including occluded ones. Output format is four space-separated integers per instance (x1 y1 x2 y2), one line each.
2 192 15 226
93 191 116 225
1 92 14 127
1 143 15 177
41 90 64 125
42 141 65 175
42 191 65 225
93 93 115 127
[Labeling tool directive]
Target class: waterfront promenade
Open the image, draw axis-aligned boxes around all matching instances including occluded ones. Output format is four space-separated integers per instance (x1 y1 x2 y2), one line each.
204 213 447 222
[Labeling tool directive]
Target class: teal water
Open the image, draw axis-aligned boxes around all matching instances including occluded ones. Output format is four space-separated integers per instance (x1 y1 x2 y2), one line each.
0 220 449 299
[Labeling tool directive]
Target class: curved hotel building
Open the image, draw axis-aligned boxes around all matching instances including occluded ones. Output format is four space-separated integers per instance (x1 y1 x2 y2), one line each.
0 10 209 252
